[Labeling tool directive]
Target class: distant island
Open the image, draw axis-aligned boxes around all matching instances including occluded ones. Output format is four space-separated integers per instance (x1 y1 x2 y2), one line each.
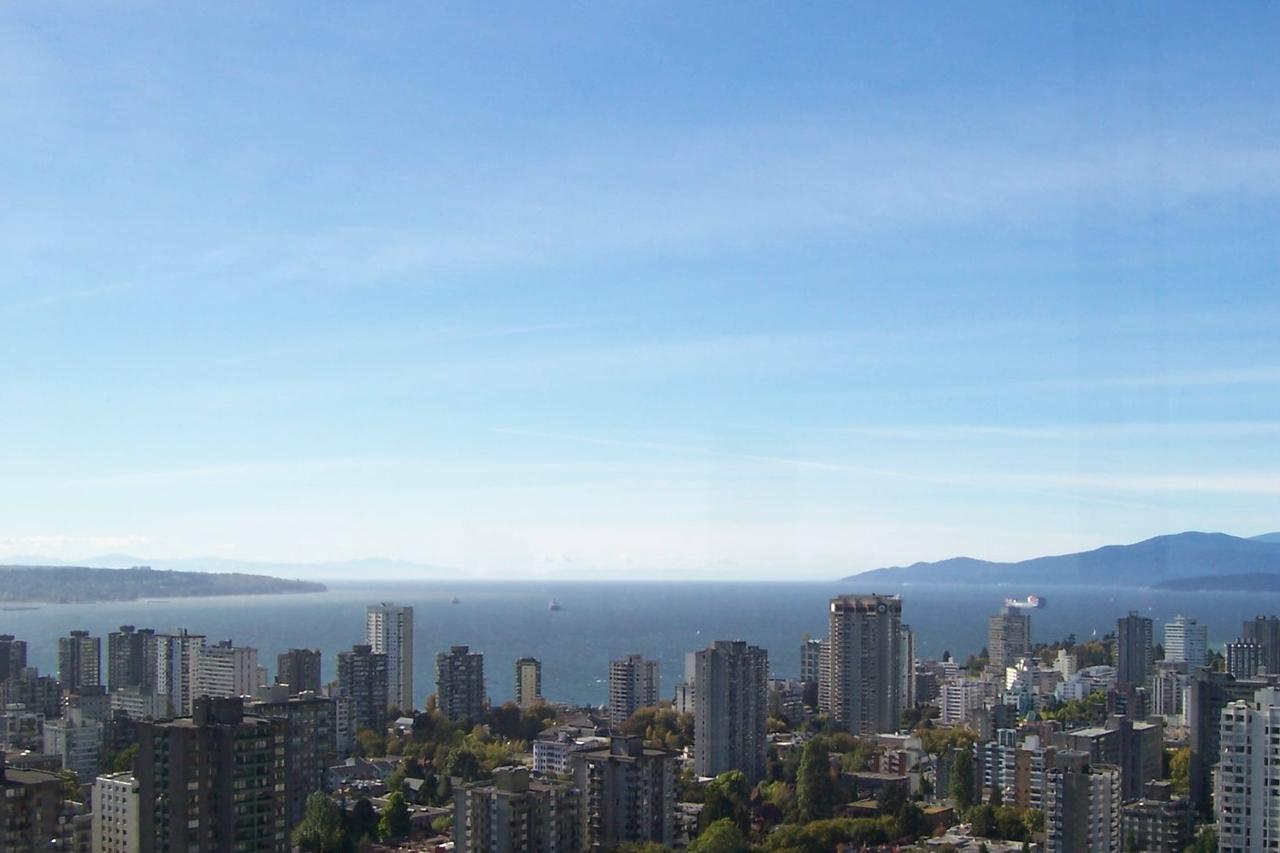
0 565 326 603
843 530 1280 589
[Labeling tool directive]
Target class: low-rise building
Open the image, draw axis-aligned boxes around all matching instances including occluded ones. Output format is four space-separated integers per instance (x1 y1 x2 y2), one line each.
1121 780 1192 853
454 765 579 852
572 735 677 850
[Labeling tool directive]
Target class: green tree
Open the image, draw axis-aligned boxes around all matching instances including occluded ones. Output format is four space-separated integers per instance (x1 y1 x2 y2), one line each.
894 801 925 841
702 771 751 831
796 738 836 822
989 783 1003 807
347 797 378 842
950 748 975 811
377 791 412 840
969 804 995 838
354 728 386 757
112 743 139 773
446 747 482 782
688 818 750 853
1168 746 1191 795
291 792 348 853
1186 826 1217 853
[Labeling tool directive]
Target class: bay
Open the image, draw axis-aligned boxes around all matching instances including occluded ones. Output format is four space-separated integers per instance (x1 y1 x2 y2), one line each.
2 580 1276 708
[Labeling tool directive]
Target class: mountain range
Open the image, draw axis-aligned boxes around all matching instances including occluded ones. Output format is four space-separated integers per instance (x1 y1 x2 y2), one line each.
844 531 1280 589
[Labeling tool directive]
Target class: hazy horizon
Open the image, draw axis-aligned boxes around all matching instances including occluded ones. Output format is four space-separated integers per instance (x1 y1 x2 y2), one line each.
3 4 1279 580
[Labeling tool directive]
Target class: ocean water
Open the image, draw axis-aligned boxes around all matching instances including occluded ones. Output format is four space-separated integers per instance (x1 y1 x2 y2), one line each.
3 580 1277 708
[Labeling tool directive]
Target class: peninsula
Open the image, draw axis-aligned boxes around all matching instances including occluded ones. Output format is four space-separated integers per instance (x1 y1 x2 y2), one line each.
0 564 326 603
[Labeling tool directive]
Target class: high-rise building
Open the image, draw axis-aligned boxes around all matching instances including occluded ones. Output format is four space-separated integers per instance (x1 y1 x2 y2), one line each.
0 754 64 850
437 645 486 722
1226 639 1264 679
515 657 542 708
608 654 660 728
1116 611 1153 686
453 765 580 853
93 771 140 853
136 696 287 853
276 648 322 695
823 594 905 735
248 689 337 830
693 640 768 783
1044 753 1121 853
365 603 414 711
44 707 104 783
193 641 258 700
572 735 677 850
58 630 102 692
988 605 1031 670
107 626 156 693
151 630 206 717
1056 715 1163 801
1186 668 1280 813
1150 660 1189 724
1163 615 1207 666
1242 615 1280 672
1217 686 1280 852
336 644 389 733
0 634 27 681
800 635 822 684
901 623 916 709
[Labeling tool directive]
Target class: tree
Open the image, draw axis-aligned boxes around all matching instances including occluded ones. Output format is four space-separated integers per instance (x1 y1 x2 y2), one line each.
112 743 139 772
701 771 751 832
446 747 482 782
969 804 995 838
989 783 1003 807
354 728 386 757
894 801 925 841
292 792 348 853
377 791 411 840
1168 746 1190 796
347 797 378 843
950 748 975 811
796 738 836 822
1187 826 1217 853
688 818 750 853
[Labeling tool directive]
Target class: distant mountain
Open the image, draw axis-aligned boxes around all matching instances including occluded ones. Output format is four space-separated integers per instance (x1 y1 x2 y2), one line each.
0 553 453 581
1252 532 1280 544
844 531 1280 587
0 565 325 603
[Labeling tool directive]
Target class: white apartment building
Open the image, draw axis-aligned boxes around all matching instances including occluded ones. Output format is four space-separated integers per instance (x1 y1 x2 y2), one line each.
193 641 258 700
151 630 205 716
1164 615 1208 666
44 709 103 783
92 771 140 853
366 603 415 711
940 679 988 724
1217 686 1280 852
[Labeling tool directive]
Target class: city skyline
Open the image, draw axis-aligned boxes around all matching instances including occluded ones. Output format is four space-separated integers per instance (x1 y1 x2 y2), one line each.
3 4 1279 580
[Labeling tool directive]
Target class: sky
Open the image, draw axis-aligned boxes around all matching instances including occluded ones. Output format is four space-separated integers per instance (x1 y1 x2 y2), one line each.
1 3 1278 580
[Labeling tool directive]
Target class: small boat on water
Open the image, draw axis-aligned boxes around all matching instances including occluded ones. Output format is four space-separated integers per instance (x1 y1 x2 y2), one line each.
450 596 461 605
548 599 562 611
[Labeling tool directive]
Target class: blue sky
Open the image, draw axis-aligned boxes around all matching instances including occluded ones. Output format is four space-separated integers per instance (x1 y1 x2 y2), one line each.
1 3 1278 579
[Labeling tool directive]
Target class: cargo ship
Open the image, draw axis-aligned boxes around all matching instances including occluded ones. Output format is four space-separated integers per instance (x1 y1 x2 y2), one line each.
1004 594 1045 609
